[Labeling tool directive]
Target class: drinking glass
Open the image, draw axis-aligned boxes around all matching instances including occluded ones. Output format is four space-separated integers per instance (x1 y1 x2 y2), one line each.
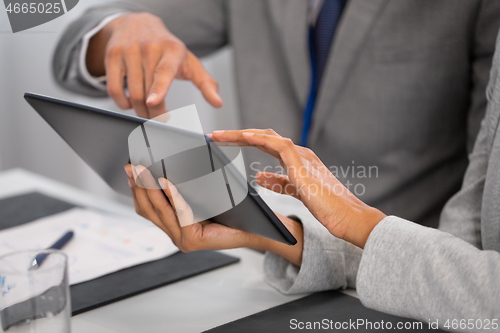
0 250 71 333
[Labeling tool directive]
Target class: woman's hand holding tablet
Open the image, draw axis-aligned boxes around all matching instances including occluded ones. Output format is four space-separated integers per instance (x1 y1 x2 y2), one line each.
124 164 305 266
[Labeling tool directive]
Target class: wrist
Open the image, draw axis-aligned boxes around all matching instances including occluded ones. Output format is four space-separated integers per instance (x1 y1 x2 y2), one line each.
258 214 304 266
343 204 386 249
86 16 123 76
101 14 126 36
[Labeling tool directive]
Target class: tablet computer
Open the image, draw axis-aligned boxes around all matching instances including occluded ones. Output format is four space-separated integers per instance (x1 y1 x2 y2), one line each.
24 93 297 245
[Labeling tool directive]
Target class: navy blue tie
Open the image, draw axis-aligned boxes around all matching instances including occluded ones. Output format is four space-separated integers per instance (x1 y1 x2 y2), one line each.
300 0 347 146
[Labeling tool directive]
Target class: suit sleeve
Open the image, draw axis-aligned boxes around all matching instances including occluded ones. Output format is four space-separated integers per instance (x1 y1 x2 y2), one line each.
52 0 228 96
356 40 500 327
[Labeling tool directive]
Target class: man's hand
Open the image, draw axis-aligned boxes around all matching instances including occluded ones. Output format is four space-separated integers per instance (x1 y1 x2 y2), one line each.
123 164 304 266
211 129 387 249
86 12 223 119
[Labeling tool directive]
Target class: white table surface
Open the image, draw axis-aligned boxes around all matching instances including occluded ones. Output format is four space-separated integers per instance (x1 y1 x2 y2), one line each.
0 169 312 333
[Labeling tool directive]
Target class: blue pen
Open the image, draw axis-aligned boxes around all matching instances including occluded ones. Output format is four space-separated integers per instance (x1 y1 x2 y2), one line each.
29 231 74 270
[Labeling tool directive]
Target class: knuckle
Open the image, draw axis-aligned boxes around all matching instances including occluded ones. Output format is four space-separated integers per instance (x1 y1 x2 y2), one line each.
135 12 154 20
180 235 197 253
129 97 143 105
162 39 185 55
183 243 197 253
106 85 122 98
137 12 162 24
285 138 294 146
156 208 171 224
155 63 175 77
265 128 278 135
106 83 123 98
128 90 144 104
123 44 140 58
135 208 146 219
302 147 313 155
178 242 193 253
176 243 188 252
281 138 294 149
106 46 123 61
140 42 160 57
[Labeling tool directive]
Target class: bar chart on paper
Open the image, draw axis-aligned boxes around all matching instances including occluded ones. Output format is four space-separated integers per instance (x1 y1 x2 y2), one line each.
0 208 179 284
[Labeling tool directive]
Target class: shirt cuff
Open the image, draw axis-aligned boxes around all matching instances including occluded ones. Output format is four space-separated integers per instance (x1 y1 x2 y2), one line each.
78 13 127 91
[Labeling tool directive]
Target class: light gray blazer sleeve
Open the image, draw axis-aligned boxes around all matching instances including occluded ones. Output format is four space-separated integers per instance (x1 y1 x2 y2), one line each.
466 0 500 152
438 73 500 248
440 28 500 249
264 212 362 294
356 40 500 328
53 0 228 96
357 216 500 329
437 118 487 248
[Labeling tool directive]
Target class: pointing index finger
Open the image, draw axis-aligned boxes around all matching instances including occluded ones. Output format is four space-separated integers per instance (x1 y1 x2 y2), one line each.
212 130 305 182
146 45 185 107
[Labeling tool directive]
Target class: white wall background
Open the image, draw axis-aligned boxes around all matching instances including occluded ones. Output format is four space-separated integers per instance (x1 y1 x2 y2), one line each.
0 0 240 204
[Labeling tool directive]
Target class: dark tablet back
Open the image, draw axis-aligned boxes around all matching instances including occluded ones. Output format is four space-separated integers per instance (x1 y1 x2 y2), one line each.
24 93 297 245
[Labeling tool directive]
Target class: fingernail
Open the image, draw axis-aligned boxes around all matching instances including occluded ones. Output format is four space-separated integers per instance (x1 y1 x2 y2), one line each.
132 165 143 182
213 130 225 135
242 132 255 137
158 178 166 189
146 93 157 105
131 165 138 180
131 165 145 187
135 166 146 182
127 178 133 187
166 179 176 193
124 166 132 178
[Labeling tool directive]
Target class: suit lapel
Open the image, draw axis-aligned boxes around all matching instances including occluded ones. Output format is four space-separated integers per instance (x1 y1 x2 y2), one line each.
268 0 310 109
309 0 389 144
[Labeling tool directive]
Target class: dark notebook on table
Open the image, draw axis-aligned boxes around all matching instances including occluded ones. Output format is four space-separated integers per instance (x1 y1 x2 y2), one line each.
206 284 445 332
0 192 239 315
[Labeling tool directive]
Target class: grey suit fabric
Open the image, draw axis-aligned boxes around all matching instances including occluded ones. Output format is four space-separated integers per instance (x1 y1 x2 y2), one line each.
53 0 500 228
266 32 500 331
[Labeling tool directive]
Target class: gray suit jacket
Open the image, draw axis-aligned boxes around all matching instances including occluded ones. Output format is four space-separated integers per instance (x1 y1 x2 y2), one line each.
265 31 500 330
53 0 500 228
